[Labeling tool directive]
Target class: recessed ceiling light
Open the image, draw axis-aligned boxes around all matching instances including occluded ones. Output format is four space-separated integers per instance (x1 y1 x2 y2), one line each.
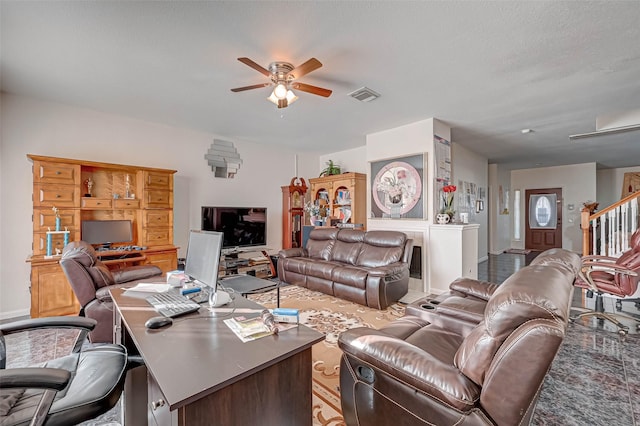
521 129 533 134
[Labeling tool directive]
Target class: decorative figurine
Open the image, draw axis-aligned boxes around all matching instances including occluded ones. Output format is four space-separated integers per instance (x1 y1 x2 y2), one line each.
84 178 94 197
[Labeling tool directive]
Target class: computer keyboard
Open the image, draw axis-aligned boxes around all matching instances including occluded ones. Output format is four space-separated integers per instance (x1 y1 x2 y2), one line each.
146 292 201 318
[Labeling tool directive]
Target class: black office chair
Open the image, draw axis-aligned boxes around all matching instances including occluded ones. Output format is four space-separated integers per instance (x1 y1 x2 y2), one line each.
0 317 127 426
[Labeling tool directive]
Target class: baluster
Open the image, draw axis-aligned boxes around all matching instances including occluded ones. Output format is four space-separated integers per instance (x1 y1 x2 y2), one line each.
600 214 606 256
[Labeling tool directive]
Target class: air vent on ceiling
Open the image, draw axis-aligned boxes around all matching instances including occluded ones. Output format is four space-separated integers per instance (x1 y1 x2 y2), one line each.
348 87 380 102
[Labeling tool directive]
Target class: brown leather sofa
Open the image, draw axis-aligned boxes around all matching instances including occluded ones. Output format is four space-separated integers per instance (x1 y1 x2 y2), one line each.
339 248 580 426
278 228 413 309
60 240 163 343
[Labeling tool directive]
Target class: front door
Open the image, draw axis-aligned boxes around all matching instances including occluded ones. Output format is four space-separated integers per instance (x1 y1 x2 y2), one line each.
525 188 562 251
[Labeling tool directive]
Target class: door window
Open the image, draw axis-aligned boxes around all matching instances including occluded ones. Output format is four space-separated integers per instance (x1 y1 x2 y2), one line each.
529 194 557 229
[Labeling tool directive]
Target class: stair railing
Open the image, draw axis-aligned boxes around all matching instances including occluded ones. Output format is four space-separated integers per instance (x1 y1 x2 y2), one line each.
581 191 640 257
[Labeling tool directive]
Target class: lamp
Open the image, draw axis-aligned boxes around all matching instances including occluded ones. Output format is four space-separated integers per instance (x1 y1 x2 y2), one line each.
267 87 299 109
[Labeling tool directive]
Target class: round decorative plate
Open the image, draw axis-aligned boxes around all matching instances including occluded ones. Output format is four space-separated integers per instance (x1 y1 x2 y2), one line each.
372 161 422 215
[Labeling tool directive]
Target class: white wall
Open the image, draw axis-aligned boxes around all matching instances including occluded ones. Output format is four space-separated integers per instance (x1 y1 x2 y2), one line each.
319 146 367 175
452 143 488 261
511 163 597 252
597 166 640 208
488 164 512 254
0 94 319 318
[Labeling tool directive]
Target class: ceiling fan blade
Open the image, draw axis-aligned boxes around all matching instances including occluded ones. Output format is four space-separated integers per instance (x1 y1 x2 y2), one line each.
230 83 270 92
287 58 322 80
291 82 332 98
237 57 271 77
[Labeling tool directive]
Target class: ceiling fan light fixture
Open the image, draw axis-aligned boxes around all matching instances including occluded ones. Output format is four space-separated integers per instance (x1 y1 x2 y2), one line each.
267 89 298 108
273 83 288 100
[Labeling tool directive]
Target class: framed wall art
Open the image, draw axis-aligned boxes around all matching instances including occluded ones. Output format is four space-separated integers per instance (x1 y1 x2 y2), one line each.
370 154 425 219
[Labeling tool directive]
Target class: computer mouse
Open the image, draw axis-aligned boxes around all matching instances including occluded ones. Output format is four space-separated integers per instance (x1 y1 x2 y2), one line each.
145 316 173 329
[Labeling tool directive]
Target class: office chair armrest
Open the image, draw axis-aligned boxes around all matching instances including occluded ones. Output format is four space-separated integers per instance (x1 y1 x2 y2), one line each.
0 317 97 336
582 255 617 263
582 262 638 276
0 368 71 391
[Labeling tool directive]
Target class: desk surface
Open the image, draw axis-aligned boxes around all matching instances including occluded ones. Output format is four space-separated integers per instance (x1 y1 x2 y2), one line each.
111 288 324 411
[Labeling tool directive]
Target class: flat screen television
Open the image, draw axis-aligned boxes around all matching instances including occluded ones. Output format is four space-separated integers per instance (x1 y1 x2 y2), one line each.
184 230 229 307
81 220 133 250
201 207 267 249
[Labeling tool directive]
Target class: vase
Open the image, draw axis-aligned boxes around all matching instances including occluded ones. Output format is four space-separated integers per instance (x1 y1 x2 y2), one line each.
436 213 450 224
388 193 402 204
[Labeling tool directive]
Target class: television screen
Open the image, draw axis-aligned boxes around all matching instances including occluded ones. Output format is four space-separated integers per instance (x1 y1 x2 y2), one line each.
201 207 267 249
81 220 133 248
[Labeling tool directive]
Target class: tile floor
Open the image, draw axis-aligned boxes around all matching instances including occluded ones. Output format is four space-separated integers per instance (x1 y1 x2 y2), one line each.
3 252 639 425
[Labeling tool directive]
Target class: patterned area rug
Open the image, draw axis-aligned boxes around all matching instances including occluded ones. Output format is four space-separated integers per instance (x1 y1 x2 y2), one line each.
248 285 405 426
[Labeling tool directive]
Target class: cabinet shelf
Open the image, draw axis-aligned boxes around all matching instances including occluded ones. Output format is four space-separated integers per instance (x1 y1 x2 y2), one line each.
309 173 366 229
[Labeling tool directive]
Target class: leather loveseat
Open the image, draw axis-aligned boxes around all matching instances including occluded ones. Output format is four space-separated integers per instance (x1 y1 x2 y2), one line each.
339 248 580 426
278 228 413 309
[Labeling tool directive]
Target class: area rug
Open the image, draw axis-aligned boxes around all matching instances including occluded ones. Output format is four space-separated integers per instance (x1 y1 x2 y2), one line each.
504 248 532 254
248 285 405 426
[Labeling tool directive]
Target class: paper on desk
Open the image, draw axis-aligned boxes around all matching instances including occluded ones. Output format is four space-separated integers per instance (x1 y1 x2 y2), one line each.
123 283 172 295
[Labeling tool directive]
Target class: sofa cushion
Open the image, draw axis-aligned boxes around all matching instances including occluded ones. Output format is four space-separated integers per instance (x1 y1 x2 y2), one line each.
332 266 369 290
331 230 364 265
306 260 341 281
357 231 406 267
306 228 339 260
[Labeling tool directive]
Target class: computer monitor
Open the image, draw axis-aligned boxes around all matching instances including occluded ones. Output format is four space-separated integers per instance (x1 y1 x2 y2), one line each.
184 230 230 307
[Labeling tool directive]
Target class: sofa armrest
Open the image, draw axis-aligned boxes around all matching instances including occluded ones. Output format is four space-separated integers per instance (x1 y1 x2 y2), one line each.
338 327 479 411
449 277 498 301
366 262 407 277
279 247 307 258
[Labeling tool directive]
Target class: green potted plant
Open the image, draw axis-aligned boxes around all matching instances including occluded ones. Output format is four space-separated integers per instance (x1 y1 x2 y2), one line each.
319 160 341 177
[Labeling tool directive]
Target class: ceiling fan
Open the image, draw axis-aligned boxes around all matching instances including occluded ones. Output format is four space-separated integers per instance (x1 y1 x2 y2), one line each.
231 57 332 108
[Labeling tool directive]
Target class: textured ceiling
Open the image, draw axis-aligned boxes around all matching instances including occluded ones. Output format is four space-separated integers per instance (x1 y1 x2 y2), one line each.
2 1 640 170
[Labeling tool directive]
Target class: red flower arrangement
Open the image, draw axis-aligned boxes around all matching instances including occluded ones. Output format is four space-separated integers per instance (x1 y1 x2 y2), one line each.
441 185 457 215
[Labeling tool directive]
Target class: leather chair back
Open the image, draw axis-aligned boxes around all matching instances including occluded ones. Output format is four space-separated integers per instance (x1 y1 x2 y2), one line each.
61 241 115 307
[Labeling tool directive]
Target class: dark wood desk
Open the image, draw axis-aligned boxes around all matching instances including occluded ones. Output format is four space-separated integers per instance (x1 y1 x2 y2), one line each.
111 288 324 426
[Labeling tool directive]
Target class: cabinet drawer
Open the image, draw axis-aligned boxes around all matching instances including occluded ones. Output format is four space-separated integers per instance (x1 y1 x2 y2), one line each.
81 198 113 209
143 210 172 227
114 198 141 209
143 171 172 189
34 208 80 233
142 228 173 246
35 184 80 207
34 161 80 185
144 190 172 208
145 252 177 273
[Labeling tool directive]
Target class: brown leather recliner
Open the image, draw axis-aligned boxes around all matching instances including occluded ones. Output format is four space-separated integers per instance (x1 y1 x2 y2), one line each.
60 241 163 343
339 248 580 426
405 248 581 335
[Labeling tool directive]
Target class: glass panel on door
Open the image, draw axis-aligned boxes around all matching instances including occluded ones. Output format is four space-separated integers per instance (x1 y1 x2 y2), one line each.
528 194 557 229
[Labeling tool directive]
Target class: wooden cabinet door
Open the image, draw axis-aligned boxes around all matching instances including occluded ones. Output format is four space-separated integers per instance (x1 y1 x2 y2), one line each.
31 264 79 317
145 251 177 273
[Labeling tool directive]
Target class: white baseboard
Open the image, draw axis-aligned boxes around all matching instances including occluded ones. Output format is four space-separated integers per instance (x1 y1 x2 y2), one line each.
0 309 30 321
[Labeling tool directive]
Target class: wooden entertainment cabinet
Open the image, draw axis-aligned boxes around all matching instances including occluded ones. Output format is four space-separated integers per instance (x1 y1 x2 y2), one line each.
26 154 178 318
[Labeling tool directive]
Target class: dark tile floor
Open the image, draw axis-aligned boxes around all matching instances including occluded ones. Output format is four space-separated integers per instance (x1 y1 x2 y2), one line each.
480 252 640 426
4 252 639 425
